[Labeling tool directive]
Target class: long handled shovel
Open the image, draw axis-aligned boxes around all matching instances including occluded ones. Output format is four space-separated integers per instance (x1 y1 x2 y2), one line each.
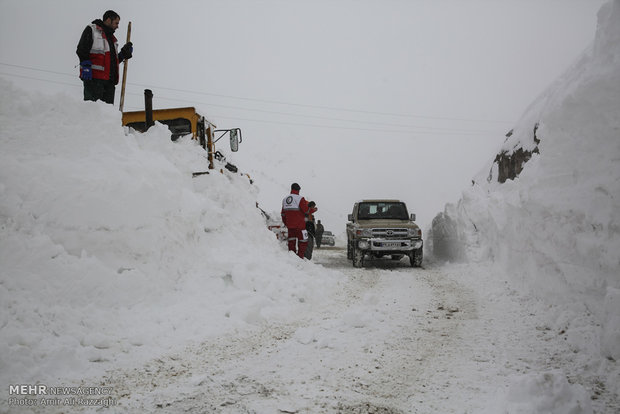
119 21 132 112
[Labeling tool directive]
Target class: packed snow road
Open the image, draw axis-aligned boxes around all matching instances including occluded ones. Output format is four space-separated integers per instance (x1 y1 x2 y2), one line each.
64 247 614 413
94 247 480 413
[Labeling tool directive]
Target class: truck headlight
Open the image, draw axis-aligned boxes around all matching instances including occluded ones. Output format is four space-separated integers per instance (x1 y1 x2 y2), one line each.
358 240 370 249
407 228 421 238
355 229 373 237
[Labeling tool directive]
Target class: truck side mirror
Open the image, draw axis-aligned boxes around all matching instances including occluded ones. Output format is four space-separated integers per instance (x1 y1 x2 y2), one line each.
410 213 416 221
348 214 353 222
230 129 240 152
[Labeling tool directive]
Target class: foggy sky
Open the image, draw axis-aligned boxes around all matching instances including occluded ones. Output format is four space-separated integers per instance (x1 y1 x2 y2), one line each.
0 0 605 231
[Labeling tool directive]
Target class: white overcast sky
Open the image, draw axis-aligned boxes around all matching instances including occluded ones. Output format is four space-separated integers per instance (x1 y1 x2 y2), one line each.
0 0 606 231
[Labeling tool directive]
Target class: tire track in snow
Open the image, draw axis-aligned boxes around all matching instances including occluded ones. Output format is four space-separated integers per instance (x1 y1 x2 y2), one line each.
70 248 480 413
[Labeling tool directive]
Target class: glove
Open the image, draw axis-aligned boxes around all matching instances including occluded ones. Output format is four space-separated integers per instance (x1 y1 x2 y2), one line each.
80 60 92 81
120 42 133 60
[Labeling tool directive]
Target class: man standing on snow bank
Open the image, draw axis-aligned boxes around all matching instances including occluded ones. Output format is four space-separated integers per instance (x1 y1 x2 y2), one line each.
281 183 312 258
76 10 133 104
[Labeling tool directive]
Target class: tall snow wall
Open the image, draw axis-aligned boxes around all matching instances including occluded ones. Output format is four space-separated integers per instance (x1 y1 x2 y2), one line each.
0 80 339 386
430 0 620 359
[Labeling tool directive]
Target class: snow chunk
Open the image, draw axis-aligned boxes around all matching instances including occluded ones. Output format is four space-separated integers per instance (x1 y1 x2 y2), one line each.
486 371 593 414
601 287 620 360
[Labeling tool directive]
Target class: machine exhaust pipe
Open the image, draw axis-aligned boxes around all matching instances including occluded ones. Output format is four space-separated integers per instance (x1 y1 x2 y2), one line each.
144 89 154 130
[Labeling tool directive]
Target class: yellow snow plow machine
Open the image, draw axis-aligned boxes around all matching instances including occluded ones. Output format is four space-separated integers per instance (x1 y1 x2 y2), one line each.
121 91 241 172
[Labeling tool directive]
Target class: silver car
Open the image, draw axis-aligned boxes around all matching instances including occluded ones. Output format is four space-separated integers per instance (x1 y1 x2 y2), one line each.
320 231 335 247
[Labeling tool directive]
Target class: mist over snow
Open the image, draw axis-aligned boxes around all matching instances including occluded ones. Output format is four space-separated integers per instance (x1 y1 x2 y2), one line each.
432 0 620 388
0 81 342 388
1 0 605 242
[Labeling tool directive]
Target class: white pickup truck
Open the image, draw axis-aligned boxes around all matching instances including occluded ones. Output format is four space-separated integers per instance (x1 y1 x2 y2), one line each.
346 199 423 268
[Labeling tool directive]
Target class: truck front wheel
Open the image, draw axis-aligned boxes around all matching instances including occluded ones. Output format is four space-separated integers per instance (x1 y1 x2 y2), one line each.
409 248 423 267
353 247 365 268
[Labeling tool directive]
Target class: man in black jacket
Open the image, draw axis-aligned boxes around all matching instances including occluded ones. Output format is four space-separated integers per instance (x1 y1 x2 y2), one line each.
315 220 324 248
304 201 317 260
76 10 133 104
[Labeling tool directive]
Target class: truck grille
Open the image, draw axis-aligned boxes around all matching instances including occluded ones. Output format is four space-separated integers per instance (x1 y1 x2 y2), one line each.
371 228 409 239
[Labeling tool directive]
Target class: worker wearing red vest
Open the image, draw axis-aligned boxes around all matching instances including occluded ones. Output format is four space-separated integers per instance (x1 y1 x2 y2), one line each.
76 10 133 104
281 183 316 258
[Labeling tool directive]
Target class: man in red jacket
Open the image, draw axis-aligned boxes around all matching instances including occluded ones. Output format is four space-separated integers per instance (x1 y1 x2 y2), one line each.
76 10 133 104
281 183 314 258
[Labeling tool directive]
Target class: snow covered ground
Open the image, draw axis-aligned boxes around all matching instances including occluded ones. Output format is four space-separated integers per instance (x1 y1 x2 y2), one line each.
1 1 619 413
84 251 616 414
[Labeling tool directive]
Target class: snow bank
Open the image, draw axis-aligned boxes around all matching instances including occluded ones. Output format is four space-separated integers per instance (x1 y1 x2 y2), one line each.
0 79 341 388
434 0 620 357
429 1 620 408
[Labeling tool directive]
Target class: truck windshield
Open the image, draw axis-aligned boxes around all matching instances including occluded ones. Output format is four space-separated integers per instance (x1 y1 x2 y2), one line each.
358 202 408 220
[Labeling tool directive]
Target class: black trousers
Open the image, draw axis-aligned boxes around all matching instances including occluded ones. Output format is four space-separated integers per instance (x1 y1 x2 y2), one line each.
83 79 116 104
304 234 315 260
